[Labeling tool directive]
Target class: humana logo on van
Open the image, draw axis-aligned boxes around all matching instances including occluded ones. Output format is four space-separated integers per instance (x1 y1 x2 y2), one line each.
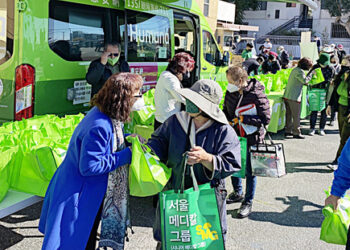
128 24 170 45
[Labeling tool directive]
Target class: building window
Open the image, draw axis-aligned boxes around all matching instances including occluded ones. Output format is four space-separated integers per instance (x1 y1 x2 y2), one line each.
321 0 327 9
286 3 296 7
331 23 350 38
275 10 280 19
256 1 267 11
204 0 209 17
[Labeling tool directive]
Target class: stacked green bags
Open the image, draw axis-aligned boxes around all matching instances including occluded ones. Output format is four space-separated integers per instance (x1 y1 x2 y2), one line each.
0 114 84 201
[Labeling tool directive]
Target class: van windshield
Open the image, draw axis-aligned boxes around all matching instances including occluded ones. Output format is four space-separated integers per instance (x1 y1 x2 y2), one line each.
0 0 14 64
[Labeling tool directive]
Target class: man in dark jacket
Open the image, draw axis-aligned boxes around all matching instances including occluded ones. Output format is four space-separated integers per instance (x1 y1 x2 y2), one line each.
242 57 264 76
261 54 281 74
277 46 290 69
86 42 130 97
224 66 271 218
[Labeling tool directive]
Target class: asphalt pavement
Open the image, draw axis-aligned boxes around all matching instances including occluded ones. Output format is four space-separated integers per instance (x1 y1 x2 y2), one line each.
0 118 345 250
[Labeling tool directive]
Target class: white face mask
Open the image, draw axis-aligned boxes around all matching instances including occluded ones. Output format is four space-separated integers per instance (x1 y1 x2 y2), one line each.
131 98 145 111
226 83 240 93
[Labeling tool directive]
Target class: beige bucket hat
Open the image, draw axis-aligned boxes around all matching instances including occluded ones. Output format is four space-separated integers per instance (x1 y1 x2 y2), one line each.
177 79 228 124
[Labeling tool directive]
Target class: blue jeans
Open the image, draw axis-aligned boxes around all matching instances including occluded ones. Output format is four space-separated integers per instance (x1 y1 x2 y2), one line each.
231 151 257 204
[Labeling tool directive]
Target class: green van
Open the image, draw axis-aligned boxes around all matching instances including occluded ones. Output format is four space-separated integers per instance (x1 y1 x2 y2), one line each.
0 0 228 123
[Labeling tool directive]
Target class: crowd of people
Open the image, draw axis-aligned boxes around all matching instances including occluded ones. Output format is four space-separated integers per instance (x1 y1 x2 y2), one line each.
241 38 349 171
36 39 350 249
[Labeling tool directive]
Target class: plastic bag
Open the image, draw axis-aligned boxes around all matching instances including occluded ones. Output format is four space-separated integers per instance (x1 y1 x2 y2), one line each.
126 136 171 197
320 192 350 245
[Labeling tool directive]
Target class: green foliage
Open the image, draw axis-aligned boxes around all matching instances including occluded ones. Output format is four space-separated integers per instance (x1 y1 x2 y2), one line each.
323 0 350 17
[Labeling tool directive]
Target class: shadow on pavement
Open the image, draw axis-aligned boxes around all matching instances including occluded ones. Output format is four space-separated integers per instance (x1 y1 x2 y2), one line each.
286 162 333 174
228 196 323 228
0 202 43 250
129 196 156 228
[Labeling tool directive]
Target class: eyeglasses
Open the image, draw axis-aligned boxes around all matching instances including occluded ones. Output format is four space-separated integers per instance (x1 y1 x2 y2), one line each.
108 53 119 57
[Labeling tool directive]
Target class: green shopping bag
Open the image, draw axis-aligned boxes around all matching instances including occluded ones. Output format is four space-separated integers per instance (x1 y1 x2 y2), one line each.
309 68 325 85
126 136 171 197
308 88 327 111
233 137 247 178
134 124 154 141
0 147 18 202
35 146 58 181
132 105 155 126
143 88 156 106
160 154 225 250
320 193 350 245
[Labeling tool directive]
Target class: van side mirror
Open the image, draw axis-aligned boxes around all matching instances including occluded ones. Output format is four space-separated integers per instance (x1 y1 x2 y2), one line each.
222 51 230 66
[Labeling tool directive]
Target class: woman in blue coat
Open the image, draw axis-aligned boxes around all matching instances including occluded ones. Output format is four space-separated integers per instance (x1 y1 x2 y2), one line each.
38 73 143 249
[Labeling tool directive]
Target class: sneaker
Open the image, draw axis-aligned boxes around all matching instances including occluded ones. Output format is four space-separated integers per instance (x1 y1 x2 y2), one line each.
237 202 252 218
319 130 326 136
226 192 244 204
308 129 316 136
327 160 338 171
293 134 305 139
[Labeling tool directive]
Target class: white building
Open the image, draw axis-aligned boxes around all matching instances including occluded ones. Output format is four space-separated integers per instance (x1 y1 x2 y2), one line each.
243 1 350 55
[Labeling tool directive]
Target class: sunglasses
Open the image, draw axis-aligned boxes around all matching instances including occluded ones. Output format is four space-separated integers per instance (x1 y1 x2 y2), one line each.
133 94 142 98
108 53 119 57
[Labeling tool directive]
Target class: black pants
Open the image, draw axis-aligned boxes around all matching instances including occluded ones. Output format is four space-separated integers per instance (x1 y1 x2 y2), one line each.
310 109 327 130
86 202 103 250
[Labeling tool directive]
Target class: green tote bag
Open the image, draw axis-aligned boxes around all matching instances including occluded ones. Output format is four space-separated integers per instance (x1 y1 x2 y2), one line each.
126 136 172 197
159 153 225 250
232 137 247 178
320 190 350 246
308 88 327 111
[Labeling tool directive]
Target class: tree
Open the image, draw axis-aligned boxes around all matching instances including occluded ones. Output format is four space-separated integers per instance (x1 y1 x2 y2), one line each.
222 0 259 24
323 0 350 36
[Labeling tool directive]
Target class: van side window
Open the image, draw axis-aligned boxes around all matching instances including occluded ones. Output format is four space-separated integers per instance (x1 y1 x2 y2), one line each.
48 1 123 62
0 0 14 65
202 30 221 66
127 11 171 62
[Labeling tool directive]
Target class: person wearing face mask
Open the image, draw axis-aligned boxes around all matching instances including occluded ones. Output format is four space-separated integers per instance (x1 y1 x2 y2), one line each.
86 42 130 97
39 73 143 250
241 43 254 61
326 55 350 171
261 54 281 74
223 66 270 218
149 79 241 248
307 53 335 136
154 52 195 130
283 57 314 139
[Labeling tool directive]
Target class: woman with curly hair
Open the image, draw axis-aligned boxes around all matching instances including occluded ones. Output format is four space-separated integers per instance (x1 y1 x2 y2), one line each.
39 73 143 250
154 52 195 130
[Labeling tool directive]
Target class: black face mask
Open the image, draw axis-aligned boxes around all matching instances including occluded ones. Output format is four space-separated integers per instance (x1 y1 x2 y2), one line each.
182 72 190 81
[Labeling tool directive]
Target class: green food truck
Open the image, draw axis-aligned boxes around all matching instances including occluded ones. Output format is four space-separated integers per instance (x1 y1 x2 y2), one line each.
0 0 229 123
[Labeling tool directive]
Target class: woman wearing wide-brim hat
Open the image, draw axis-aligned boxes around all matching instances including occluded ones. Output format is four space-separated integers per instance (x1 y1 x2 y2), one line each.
148 79 242 247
